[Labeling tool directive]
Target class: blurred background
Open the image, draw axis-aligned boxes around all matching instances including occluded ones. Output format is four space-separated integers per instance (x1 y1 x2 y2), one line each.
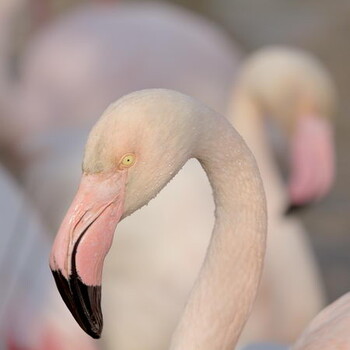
0 0 349 348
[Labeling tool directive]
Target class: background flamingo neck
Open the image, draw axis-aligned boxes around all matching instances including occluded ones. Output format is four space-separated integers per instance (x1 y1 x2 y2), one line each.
170 110 267 350
0 0 25 94
228 90 288 217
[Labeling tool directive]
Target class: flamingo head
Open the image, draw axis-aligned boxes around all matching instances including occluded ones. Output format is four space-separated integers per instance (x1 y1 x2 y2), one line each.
49 89 198 338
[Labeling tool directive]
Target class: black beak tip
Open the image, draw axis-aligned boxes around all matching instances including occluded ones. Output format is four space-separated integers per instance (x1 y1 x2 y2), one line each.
51 268 103 339
90 330 101 339
285 202 311 216
85 325 101 339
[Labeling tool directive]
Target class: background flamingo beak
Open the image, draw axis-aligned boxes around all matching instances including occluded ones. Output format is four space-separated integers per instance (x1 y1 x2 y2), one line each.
286 114 335 215
49 172 126 338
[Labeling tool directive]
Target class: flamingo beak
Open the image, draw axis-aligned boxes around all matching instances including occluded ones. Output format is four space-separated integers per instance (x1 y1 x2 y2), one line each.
49 172 127 338
286 115 335 215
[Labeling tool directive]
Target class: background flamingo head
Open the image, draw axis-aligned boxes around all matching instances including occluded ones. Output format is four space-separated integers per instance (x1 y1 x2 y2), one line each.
235 47 337 211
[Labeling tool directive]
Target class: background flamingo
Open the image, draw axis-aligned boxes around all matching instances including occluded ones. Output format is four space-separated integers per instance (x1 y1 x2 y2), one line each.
230 46 336 345
0 164 48 349
243 292 350 350
0 164 98 350
292 292 350 350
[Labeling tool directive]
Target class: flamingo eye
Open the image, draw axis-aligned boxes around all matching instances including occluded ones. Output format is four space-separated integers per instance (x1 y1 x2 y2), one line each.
119 153 136 169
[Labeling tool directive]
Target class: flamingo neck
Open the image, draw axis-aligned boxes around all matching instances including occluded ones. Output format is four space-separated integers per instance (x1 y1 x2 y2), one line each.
170 108 267 350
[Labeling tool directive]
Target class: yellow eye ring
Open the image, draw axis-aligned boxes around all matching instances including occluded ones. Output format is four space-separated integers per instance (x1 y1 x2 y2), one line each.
119 153 136 169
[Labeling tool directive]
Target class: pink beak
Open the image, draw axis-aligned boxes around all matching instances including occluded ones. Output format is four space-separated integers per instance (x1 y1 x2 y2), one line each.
49 172 127 338
287 114 335 214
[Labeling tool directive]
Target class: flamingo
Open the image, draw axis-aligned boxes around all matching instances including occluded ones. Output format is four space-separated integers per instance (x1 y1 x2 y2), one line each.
243 292 350 350
0 2 335 348
292 292 350 350
49 88 267 350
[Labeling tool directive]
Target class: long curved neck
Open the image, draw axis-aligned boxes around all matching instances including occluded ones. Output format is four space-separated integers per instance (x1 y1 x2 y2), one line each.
228 89 288 218
170 107 267 350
